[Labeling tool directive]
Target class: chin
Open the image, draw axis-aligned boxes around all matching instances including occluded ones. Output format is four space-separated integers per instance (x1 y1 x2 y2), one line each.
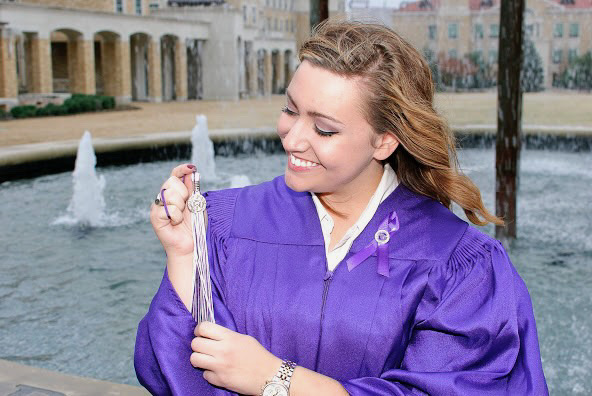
284 173 309 192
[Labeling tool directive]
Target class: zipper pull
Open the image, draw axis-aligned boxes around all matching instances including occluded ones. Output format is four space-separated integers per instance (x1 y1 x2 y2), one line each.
324 269 333 281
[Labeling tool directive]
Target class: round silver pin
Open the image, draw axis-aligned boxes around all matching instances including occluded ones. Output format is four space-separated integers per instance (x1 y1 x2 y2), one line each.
375 230 390 245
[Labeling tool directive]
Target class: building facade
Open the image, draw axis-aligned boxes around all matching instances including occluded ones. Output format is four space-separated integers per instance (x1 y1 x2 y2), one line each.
386 0 592 89
0 0 327 108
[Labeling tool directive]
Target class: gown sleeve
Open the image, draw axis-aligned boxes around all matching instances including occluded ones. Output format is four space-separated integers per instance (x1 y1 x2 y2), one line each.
134 189 240 396
339 228 549 396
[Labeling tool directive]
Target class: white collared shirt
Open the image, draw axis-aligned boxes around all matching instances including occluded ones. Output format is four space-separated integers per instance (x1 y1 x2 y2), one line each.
311 164 398 272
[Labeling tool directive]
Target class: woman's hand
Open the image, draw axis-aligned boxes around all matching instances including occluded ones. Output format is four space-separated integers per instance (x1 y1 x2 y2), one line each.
190 321 282 395
150 163 197 259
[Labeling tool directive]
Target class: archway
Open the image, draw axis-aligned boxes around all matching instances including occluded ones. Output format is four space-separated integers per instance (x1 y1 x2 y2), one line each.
130 32 150 101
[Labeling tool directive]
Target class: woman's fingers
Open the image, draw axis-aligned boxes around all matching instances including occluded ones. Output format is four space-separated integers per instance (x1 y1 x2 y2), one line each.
170 163 197 193
190 351 217 370
153 203 184 225
157 187 185 213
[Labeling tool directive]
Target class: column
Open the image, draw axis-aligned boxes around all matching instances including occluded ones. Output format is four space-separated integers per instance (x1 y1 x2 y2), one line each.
248 51 258 97
27 32 53 94
68 36 95 94
276 50 285 93
264 50 272 96
102 38 132 103
0 30 18 99
147 38 162 102
174 39 187 101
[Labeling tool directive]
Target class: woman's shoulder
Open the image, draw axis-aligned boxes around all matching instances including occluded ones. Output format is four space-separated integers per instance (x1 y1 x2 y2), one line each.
204 175 322 245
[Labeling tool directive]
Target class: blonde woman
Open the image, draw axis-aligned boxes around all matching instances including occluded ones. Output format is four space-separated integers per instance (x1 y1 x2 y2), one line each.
135 19 548 395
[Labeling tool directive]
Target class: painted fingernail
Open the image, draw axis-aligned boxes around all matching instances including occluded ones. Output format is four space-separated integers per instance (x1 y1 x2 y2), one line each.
187 164 196 170
182 175 186 183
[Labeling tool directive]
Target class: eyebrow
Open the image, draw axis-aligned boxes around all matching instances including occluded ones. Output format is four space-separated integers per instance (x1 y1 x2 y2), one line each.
286 90 344 125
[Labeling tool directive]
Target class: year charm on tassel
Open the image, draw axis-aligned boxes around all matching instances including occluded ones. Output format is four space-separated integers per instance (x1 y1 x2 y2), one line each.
188 177 207 213
189 172 215 324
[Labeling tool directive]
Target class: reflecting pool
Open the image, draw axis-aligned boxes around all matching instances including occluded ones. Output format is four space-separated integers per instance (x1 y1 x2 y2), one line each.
0 149 590 395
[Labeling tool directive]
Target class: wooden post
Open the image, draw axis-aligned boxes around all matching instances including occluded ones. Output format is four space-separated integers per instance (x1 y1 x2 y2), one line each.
310 0 329 32
495 0 525 241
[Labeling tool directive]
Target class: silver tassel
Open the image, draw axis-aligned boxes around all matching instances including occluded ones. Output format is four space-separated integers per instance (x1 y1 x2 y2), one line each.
188 172 215 324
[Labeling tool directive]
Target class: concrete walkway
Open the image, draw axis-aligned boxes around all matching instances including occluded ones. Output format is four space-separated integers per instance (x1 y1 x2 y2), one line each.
0 359 148 396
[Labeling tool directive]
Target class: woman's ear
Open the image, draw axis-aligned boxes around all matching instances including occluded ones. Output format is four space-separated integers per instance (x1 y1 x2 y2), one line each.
373 132 399 161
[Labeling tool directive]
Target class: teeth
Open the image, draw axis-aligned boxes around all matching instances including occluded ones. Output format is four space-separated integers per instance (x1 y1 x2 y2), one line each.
290 154 318 168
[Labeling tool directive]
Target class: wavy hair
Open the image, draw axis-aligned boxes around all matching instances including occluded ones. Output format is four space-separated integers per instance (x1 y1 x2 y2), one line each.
299 18 502 226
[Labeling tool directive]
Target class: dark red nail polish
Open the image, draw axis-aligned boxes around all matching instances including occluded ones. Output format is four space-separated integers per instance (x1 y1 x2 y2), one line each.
187 164 196 170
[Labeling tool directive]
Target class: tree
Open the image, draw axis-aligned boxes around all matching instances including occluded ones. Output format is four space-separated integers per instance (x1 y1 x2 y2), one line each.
553 52 592 91
422 48 442 91
521 36 544 92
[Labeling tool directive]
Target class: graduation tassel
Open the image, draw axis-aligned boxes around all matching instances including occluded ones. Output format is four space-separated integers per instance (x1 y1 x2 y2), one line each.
187 172 215 324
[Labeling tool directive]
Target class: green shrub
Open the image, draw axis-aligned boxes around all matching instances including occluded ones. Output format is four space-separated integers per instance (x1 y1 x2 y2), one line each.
99 95 115 109
10 105 37 119
5 94 116 119
35 106 50 117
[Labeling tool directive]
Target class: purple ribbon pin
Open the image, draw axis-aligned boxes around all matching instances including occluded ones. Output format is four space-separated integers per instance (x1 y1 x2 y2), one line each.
346 210 399 278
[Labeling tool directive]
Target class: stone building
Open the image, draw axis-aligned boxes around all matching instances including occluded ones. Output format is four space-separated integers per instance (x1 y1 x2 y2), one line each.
0 0 329 109
383 0 592 89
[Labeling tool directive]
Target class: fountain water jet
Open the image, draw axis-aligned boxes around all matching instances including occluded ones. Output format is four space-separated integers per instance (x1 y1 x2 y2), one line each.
52 131 106 227
191 115 217 180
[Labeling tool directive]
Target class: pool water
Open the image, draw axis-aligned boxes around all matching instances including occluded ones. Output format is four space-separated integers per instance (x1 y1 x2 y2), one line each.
0 149 590 395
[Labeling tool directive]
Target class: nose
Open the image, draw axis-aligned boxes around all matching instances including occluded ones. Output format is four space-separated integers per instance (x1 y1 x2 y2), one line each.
281 118 310 153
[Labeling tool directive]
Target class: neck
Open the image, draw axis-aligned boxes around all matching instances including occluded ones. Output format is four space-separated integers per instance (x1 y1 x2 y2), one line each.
317 160 384 221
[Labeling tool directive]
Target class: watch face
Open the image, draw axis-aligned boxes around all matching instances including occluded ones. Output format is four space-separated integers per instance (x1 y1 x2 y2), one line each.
262 383 288 396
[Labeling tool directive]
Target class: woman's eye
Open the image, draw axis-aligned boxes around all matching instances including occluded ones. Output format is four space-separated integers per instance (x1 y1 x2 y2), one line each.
315 126 336 137
281 106 296 116
281 106 336 137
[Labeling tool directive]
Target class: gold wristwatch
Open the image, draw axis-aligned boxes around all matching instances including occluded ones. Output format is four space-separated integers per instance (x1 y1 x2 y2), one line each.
260 359 297 396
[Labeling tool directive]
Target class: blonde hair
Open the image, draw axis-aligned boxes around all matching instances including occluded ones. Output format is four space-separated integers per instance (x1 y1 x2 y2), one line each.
299 18 502 226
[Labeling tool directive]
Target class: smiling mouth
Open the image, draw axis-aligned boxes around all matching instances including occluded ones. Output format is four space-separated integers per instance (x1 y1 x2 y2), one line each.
289 153 320 168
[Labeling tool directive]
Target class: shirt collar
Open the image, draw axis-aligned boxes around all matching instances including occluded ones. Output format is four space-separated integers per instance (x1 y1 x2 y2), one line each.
310 163 398 233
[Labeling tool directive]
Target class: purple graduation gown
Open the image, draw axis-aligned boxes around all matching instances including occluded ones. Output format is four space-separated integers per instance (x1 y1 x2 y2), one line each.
134 175 548 395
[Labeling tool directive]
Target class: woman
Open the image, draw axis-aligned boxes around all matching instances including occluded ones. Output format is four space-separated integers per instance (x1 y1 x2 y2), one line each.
135 19 548 395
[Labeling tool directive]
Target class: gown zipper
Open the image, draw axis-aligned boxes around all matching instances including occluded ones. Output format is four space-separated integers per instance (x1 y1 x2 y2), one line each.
314 265 334 371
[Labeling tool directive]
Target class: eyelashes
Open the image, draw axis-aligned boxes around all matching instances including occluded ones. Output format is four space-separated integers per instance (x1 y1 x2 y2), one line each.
280 106 337 137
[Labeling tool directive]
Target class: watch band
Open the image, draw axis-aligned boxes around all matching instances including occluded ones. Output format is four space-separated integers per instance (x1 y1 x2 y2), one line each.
260 359 297 395
275 359 297 388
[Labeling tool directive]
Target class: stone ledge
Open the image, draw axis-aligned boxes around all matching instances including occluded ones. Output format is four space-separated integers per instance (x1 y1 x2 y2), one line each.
0 359 148 396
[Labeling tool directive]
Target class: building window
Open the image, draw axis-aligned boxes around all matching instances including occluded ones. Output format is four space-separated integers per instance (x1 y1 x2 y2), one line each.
448 49 457 59
488 49 498 63
428 25 436 40
243 5 247 23
135 0 142 15
569 23 579 38
115 0 124 13
266 17 271 31
252 6 256 23
568 48 578 63
279 19 283 32
448 23 458 39
552 49 563 64
490 24 499 38
553 23 563 38
274 18 277 31
474 23 483 40
474 49 483 60
149 3 159 10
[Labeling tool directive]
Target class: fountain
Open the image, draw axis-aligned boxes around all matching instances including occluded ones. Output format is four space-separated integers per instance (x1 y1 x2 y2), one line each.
190 115 217 180
54 131 106 227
